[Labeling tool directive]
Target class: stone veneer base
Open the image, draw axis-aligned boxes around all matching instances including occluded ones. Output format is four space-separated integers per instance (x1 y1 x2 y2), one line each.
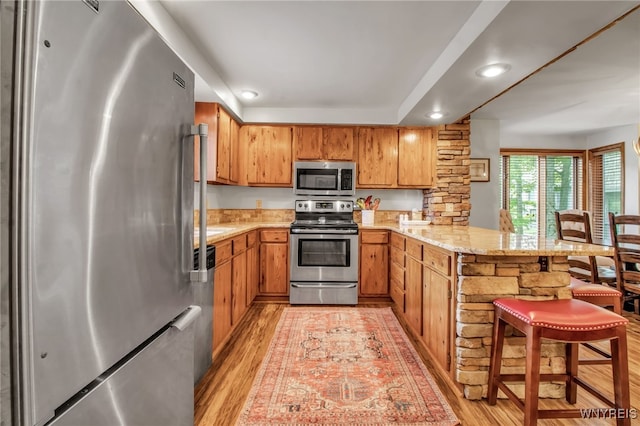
456 254 571 400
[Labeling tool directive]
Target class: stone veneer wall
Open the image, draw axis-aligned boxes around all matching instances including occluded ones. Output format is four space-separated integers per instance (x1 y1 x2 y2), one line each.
423 117 471 226
456 254 571 400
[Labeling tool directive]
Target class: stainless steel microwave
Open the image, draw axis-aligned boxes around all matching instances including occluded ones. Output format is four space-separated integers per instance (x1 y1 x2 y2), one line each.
293 161 356 196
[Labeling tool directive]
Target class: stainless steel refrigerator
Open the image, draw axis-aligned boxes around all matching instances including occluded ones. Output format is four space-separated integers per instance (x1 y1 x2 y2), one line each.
1 1 203 425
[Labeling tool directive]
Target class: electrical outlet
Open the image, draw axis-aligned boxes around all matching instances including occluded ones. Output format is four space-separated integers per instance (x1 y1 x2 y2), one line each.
256 199 262 209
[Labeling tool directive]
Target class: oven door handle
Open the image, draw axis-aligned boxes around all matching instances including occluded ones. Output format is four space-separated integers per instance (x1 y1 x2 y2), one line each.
290 228 358 234
291 283 358 289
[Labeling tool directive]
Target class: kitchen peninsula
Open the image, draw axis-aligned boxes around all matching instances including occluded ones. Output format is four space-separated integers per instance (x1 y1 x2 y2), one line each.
195 216 615 401
363 222 615 401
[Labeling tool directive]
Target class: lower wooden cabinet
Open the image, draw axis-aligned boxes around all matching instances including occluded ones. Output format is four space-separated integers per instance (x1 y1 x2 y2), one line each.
405 255 423 336
246 231 259 305
258 229 289 296
213 239 233 352
390 233 406 312
391 231 454 374
359 230 389 296
231 234 248 325
212 230 259 353
423 267 451 370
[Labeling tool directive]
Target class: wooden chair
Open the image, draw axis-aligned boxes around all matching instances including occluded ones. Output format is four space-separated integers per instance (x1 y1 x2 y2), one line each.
609 212 640 316
499 209 514 232
556 211 622 364
488 298 630 426
554 210 616 285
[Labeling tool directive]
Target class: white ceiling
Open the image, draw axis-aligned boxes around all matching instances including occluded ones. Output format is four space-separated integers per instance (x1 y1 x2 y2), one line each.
154 0 640 135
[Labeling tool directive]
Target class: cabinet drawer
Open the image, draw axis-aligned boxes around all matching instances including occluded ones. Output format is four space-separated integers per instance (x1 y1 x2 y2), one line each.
406 238 423 260
232 234 247 254
424 245 451 276
260 229 289 243
390 246 405 267
361 230 389 244
390 232 405 250
215 239 232 264
390 282 405 312
247 230 257 246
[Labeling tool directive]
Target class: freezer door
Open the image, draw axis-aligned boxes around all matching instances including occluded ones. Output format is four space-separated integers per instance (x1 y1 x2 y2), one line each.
22 1 194 423
48 323 194 426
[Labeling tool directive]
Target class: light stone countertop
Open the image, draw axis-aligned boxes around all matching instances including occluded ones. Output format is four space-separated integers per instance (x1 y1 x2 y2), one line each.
194 221 614 257
362 222 615 256
193 222 291 249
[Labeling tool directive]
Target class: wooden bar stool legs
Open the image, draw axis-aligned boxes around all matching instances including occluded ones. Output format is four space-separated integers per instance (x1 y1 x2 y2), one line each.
488 298 631 426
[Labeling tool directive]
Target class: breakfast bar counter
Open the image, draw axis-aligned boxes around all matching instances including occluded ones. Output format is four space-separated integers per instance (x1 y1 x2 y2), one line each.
363 222 615 257
362 222 615 401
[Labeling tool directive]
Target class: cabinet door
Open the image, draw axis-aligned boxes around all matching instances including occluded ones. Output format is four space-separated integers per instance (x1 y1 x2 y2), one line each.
216 106 231 182
294 126 323 160
243 125 293 186
359 242 389 296
194 103 218 182
246 244 259 305
398 128 435 187
213 260 232 352
231 251 247 325
423 268 451 372
405 255 423 336
229 117 240 183
324 127 355 161
357 127 398 187
259 242 289 295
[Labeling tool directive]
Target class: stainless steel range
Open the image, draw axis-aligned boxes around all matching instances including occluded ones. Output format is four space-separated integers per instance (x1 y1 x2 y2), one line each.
290 199 359 305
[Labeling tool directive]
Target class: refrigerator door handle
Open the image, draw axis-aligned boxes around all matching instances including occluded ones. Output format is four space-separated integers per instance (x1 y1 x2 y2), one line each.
190 123 209 283
172 305 201 331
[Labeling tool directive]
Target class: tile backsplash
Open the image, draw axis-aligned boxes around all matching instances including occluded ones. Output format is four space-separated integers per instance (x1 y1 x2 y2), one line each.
194 209 411 226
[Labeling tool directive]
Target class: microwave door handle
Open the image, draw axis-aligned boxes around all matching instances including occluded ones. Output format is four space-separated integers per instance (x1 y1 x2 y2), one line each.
190 123 209 283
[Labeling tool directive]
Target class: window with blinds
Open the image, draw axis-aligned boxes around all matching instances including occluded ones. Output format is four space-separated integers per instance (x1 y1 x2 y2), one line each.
588 143 624 244
500 150 584 237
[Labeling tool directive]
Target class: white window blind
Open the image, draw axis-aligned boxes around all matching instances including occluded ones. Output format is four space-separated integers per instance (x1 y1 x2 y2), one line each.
501 152 583 237
589 146 623 244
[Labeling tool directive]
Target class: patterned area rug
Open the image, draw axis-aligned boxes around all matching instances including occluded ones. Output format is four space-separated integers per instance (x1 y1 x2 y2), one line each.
236 307 460 425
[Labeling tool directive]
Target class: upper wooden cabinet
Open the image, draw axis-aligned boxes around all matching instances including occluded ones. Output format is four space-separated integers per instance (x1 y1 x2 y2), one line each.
294 126 355 161
357 127 398 187
194 102 239 184
398 128 435 187
229 118 240 183
357 127 436 188
241 125 293 186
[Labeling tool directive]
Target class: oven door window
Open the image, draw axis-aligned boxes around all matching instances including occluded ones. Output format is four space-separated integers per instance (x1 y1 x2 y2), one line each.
296 169 338 191
298 238 350 267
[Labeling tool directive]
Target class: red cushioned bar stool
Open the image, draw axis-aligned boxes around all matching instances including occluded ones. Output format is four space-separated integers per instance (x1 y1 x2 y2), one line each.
570 276 623 365
487 298 630 426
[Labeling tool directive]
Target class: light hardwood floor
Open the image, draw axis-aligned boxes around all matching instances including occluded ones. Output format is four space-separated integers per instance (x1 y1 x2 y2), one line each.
194 302 640 425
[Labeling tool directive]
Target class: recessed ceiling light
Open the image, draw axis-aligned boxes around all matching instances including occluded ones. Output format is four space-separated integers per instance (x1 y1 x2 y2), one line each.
240 90 258 100
429 111 444 119
475 63 511 78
